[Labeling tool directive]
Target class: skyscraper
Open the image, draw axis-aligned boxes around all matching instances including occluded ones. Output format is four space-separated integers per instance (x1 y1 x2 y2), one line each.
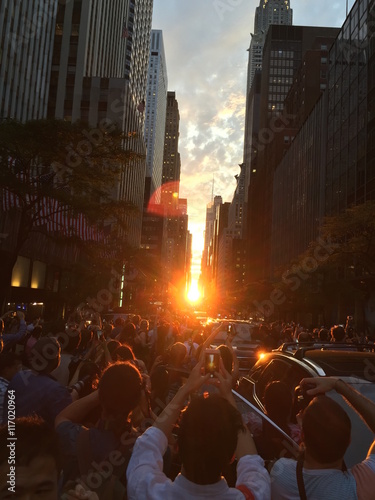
48 0 154 247
247 25 340 282
161 91 181 208
243 0 293 206
247 0 293 92
144 30 168 204
0 0 57 121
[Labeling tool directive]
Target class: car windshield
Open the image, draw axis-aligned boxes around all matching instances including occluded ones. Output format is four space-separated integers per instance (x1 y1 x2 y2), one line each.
304 351 375 379
210 321 259 346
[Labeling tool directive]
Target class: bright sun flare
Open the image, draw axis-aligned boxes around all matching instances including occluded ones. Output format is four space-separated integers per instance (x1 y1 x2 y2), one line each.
187 281 201 303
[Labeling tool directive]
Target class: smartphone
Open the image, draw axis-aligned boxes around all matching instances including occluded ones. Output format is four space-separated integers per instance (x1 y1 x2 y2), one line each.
294 383 315 412
96 330 103 340
227 323 232 334
204 349 220 377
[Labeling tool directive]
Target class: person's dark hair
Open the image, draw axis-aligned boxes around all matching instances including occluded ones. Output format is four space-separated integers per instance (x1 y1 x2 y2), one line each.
302 396 351 464
140 319 149 331
132 315 141 327
331 325 346 342
114 317 123 327
178 395 245 485
113 344 135 362
169 342 187 367
0 352 20 375
117 322 136 344
282 328 293 341
298 332 313 343
107 339 121 355
98 362 142 418
264 381 292 433
217 345 233 374
29 337 61 373
31 325 43 339
318 328 330 342
0 416 61 471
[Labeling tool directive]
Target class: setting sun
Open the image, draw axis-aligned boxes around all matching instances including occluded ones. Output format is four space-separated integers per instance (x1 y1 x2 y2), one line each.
187 281 201 303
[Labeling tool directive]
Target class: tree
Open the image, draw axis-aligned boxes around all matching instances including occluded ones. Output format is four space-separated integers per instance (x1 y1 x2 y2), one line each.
274 202 375 325
0 119 143 308
297 201 375 278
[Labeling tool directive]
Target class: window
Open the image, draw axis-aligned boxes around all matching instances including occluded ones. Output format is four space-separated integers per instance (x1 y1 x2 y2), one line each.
255 359 308 404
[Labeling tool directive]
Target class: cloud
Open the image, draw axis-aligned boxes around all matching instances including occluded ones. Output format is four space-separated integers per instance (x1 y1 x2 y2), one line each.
152 0 354 275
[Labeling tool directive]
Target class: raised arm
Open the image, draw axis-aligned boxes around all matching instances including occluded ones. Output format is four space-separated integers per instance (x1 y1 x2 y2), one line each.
153 357 209 437
214 359 257 457
202 322 223 349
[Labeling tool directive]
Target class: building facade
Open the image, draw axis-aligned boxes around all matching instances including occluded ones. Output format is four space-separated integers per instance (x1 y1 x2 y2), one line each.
0 0 154 315
247 25 340 282
247 0 293 92
0 0 57 121
325 0 373 215
161 91 181 208
144 29 168 204
48 0 153 248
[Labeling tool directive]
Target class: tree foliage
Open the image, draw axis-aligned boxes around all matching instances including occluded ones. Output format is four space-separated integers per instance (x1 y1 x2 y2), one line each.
302 201 375 277
0 118 144 300
268 202 375 319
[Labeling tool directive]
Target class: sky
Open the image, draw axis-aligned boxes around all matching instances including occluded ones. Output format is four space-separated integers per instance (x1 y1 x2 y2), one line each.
152 0 356 281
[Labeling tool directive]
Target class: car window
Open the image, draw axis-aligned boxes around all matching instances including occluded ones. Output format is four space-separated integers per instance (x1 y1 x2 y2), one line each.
256 359 291 401
249 365 264 383
255 359 309 402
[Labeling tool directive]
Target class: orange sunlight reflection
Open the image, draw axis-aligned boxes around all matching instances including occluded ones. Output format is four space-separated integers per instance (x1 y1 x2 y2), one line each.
187 280 201 303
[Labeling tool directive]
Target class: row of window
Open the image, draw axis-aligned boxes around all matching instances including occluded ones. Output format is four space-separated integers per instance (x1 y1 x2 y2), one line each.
270 59 294 67
270 69 294 76
270 50 294 58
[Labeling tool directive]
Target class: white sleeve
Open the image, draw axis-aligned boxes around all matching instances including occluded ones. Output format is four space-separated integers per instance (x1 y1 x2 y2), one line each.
362 454 375 473
236 455 271 500
126 426 172 500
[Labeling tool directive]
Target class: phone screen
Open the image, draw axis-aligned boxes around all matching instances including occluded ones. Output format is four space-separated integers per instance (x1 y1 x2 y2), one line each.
204 350 220 376
96 330 103 339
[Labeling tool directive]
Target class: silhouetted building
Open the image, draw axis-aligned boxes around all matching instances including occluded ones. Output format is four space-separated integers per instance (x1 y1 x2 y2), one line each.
161 91 181 208
247 25 340 282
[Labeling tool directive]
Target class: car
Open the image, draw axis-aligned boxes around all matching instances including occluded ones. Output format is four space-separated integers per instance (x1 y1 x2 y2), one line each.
236 343 375 467
208 320 265 375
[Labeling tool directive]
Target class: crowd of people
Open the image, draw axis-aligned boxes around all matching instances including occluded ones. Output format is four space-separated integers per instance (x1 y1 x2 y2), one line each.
0 309 375 499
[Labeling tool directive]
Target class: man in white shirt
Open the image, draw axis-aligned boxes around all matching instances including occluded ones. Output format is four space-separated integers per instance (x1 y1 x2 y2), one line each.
270 376 375 499
127 356 271 499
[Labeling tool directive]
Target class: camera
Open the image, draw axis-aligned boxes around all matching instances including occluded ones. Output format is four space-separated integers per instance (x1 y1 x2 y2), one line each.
294 383 315 413
204 349 220 377
68 375 93 396
227 323 233 334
